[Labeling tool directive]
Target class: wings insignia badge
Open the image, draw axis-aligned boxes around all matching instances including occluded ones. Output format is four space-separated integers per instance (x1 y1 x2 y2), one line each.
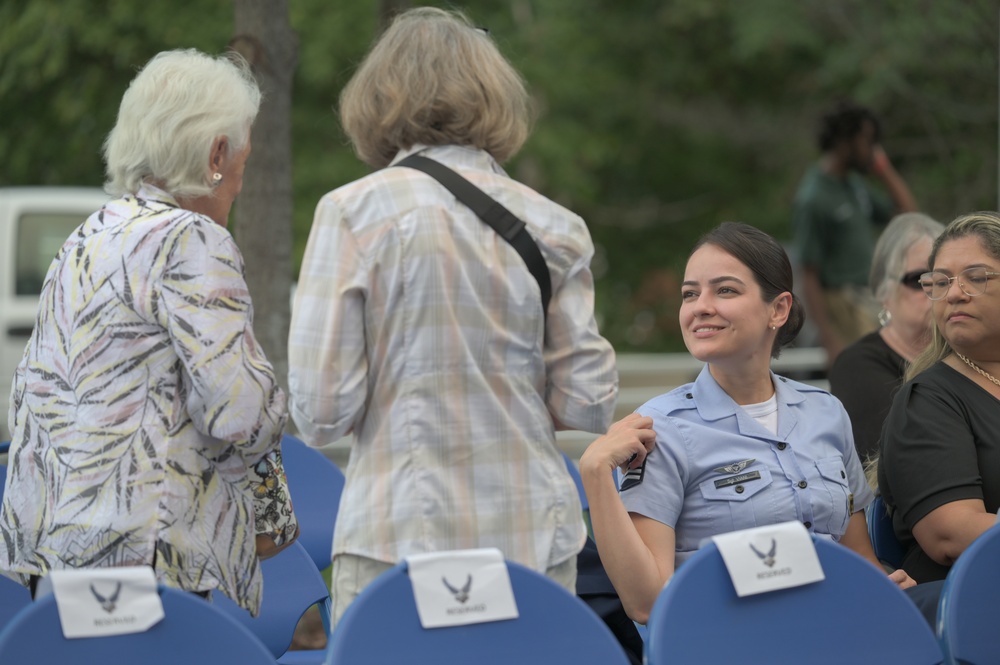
713 458 755 475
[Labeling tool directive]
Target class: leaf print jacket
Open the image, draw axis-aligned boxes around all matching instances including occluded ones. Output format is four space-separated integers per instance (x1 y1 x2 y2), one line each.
0 184 287 615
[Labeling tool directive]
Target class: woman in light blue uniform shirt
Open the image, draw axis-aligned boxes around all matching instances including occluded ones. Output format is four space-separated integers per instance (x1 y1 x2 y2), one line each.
580 222 915 625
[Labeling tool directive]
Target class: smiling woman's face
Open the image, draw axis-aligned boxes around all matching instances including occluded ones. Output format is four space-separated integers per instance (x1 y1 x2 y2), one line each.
679 243 778 367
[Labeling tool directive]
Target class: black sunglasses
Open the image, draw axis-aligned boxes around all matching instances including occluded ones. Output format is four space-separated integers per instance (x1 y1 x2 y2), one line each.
899 270 925 291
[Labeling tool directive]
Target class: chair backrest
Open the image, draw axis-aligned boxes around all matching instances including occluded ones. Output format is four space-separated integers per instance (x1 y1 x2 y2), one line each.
326 558 631 665
281 434 346 571
645 536 942 665
867 494 905 569
214 540 331 659
0 573 31 628
0 585 276 664
561 451 588 511
937 525 1000 665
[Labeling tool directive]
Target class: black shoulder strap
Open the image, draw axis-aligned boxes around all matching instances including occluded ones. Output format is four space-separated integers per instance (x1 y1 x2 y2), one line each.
395 154 551 320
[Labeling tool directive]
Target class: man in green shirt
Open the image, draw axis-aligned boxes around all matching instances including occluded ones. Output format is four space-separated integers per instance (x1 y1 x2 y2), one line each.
793 101 917 365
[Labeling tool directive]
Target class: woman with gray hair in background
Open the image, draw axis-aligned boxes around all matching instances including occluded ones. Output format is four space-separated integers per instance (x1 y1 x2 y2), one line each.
828 213 944 464
289 7 617 627
0 49 293 616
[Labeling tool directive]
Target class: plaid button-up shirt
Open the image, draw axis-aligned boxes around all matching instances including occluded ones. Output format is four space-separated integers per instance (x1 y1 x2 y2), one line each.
289 144 617 571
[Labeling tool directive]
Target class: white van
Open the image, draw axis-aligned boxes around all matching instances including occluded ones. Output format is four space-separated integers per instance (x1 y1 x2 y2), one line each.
0 187 111 439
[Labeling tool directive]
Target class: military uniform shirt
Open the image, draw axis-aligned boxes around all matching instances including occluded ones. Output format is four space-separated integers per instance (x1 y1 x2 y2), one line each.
620 366 873 567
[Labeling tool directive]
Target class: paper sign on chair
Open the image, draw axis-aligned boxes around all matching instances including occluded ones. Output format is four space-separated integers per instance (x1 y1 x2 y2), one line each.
48 567 164 639
711 521 824 597
405 547 518 629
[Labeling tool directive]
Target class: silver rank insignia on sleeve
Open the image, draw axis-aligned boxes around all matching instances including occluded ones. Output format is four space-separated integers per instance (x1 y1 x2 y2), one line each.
619 462 646 491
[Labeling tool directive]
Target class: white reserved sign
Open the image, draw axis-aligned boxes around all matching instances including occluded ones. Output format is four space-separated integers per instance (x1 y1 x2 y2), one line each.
711 521 825 597
406 548 518 629
49 567 164 639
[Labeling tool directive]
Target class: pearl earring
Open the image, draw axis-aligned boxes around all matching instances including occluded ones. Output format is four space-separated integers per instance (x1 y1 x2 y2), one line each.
770 325 776 330
211 172 223 186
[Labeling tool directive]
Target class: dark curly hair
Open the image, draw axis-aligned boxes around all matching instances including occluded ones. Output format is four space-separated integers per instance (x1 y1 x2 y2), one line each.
817 100 881 152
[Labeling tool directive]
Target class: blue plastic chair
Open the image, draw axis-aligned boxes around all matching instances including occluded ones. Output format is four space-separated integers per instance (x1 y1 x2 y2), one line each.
281 434 346 571
0 573 31 628
645 536 942 665
937 525 1000 665
867 494 906 569
214 540 330 663
0 584 276 664
325 558 631 665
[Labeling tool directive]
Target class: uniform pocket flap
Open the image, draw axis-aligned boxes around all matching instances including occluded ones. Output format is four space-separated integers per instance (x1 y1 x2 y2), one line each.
815 457 849 487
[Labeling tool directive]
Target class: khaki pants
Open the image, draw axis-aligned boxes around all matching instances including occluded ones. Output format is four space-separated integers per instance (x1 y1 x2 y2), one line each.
329 553 577 629
823 286 879 346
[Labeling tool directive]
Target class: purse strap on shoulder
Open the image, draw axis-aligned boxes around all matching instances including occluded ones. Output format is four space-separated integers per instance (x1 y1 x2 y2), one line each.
395 154 551 321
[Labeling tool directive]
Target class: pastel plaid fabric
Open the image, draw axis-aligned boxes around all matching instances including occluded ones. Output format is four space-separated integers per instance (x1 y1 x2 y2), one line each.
289 144 617 572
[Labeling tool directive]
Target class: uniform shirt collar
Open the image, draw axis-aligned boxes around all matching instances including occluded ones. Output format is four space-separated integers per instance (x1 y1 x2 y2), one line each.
692 365 806 440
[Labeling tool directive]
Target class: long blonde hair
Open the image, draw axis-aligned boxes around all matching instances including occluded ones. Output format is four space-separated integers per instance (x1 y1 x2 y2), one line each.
339 7 531 169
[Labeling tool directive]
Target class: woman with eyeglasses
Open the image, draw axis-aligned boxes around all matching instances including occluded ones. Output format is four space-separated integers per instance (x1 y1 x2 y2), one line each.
828 213 944 464
878 211 1000 583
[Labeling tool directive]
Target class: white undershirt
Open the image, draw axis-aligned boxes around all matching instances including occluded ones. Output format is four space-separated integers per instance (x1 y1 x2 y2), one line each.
741 393 778 435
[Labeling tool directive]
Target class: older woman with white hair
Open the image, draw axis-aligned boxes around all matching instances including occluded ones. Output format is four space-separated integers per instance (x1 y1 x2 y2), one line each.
0 49 292 616
828 213 944 463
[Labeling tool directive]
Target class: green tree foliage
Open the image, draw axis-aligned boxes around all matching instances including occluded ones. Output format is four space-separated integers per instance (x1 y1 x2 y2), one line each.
1 0 996 351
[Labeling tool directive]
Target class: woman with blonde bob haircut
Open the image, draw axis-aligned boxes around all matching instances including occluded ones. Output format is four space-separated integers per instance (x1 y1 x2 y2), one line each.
339 6 531 168
0 48 295 617
290 7 617 628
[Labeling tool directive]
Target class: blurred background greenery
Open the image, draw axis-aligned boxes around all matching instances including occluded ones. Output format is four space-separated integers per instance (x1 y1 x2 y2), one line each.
1 0 997 352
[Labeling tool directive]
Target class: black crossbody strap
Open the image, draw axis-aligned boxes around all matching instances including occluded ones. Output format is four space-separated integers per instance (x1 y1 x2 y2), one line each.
395 154 552 320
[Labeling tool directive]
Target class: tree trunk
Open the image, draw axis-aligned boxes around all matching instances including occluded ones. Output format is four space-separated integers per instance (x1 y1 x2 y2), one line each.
229 0 298 393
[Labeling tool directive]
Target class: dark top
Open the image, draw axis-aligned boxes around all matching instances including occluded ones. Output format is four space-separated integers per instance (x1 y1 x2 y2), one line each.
828 331 907 463
878 362 1000 583
792 164 893 288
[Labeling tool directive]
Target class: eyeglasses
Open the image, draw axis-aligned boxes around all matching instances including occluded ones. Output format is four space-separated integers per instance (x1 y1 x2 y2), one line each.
899 270 926 291
920 267 1000 300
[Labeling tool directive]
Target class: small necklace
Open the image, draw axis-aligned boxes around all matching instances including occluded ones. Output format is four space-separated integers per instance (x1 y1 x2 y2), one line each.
955 352 1000 388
